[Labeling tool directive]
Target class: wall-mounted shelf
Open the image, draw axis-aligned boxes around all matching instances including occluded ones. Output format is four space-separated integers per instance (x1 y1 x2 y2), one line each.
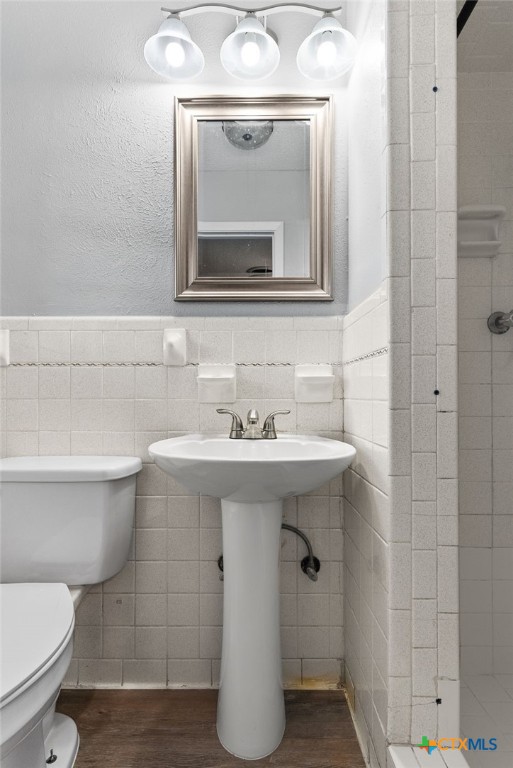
197 364 236 403
458 205 505 258
295 364 335 403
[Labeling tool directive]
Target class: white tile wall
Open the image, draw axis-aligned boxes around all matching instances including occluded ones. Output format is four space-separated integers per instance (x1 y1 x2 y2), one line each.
0 316 345 690
343 285 390 768
458 0 513 752
344 1 459 764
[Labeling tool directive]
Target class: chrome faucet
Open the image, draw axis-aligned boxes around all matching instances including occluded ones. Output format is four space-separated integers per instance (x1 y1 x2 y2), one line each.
243 409 263 439
217 408 290 439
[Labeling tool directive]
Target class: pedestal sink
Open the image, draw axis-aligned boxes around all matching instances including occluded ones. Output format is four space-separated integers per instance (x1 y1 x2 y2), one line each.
148 433 356 760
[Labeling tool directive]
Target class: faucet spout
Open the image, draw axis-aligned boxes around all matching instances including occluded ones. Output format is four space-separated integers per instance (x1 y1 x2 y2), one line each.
242 409 263 439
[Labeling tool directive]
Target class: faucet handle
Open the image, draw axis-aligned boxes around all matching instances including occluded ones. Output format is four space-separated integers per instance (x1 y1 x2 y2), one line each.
216 409 244 439
262 410 291 439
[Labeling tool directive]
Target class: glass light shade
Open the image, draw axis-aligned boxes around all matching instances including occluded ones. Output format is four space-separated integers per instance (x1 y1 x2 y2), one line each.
220 16 280 80
297 16 357 81
144 17 204 80
222 121 274 150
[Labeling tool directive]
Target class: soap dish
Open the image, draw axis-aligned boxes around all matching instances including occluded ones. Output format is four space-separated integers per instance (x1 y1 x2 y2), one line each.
295 364 335 403
458 205 505 258
197 365 236 403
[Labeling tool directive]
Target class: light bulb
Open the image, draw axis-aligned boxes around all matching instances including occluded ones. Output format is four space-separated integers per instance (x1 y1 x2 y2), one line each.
317 34 337 67
240 35 260 67
165 41 186 68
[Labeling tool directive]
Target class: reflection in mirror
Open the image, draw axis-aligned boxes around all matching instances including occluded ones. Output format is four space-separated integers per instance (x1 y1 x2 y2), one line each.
197 120 310 278
174 96 332 301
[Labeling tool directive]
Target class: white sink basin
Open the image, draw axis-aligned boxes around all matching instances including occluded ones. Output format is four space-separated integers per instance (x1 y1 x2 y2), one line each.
148 433 355 502
149 431 355 760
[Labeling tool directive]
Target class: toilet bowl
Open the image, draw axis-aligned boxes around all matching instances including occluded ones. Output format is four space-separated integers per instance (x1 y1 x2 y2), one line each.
0 455 142 768
0 583 78 768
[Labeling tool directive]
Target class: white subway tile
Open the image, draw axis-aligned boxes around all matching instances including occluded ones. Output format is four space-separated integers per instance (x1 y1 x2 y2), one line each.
135 627 167 659
412 260 436 307
9 331 38 364
438 546 459 613
70 367 102 399
39 431 70 455
436 212 457 279
199 332 232 364
410 64 436 114
6 399 38 431
411 210 436 259
411 112 435 162
413 550 436 599
167 659 211 686
79 660 122 687
70 331 103 363
412 453 436 500
38 367 70 399
39 331 70 364
412 648 437 696
39 399 70 432
386 145 411 211
135 331 163 363
123 660 167 687
411 161 436 210
412 307 436 355
103 331 135 363
70 431 102 454
233 332 266 364
459 351 491 384
387 10 409 78
6 367 38 399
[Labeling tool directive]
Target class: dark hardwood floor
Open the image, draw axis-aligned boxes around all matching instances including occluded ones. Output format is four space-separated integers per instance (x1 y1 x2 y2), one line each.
58 689 366 768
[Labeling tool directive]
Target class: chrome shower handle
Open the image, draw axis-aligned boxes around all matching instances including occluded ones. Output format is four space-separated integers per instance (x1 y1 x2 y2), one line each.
488 310 513 334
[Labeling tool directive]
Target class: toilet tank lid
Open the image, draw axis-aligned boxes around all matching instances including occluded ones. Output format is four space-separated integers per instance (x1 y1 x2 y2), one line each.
0 456 142 482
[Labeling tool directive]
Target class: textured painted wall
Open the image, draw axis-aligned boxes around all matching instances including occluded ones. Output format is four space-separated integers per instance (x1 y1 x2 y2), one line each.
1 1 348 316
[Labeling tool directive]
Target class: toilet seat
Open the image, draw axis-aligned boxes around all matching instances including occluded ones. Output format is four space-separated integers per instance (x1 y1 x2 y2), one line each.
0 583 74 706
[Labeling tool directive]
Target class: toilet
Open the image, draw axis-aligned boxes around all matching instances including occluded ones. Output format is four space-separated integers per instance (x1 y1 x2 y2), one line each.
0 455 142 768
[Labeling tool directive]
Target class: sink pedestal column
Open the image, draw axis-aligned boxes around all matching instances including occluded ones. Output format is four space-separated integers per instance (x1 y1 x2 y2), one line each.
217 499 285 760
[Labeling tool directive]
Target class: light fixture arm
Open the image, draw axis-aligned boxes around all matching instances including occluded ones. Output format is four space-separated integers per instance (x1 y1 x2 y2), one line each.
161 4 342 19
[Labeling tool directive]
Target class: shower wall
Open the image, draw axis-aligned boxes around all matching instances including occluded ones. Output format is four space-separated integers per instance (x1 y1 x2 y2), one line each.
344 2 459 765
458 1 513 682
343 0 459 766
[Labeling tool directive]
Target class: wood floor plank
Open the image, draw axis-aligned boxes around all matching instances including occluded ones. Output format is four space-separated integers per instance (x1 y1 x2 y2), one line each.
57 689 366 768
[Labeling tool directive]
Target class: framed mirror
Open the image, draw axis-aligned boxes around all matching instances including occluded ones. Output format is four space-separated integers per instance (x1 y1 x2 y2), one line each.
175 96 333 301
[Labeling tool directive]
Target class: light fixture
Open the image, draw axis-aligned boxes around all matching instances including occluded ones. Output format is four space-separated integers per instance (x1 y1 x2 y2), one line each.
222 120 274 150
147 4 356 82
296 16 357 81
144 16 204 80
220 15 280 80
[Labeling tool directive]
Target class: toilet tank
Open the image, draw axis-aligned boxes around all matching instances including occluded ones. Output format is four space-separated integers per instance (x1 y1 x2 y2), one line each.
0 456 142 585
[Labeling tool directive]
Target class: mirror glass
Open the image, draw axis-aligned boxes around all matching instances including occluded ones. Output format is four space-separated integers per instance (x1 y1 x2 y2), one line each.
175 96 332 301
197 120 310 279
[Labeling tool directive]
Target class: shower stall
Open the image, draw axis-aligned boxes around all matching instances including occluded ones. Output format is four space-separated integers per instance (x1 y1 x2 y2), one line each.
458 1 513 765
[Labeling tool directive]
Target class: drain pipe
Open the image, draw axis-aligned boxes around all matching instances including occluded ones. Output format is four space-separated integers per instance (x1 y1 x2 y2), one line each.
281 523 320 581
217 523 320 582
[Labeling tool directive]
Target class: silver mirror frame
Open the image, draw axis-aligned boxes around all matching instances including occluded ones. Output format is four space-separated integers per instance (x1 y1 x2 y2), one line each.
174 95 333 301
